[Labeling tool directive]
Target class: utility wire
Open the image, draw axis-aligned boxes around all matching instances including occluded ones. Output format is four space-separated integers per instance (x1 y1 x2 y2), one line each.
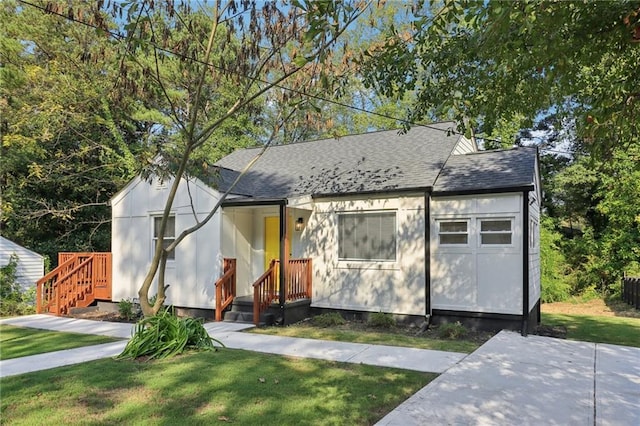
16 0 573 156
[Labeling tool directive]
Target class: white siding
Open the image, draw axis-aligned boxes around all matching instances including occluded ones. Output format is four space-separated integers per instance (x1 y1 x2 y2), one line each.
528 191 541 312
451 136 478 155
111 176 222 309
431 194 523 315
304 195 426 316
0 237 45 290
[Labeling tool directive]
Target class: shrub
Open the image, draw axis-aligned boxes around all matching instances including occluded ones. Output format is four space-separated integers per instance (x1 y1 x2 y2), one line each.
0 255 35 316
368 312 396 328
437 321 467 339
118 298 137 321
117 307 224 360
311 312 346 327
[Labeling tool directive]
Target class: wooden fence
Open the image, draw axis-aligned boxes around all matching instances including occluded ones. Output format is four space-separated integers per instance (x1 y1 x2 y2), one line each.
621 276 640 309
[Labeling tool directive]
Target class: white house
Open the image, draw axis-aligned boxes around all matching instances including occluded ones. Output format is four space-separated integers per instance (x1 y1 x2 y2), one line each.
110 123 541 331
0 236 45 291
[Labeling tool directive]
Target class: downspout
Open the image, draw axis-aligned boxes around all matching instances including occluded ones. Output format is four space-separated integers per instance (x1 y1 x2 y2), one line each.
279 202 287 325
521 191 530 336
424 191 432 326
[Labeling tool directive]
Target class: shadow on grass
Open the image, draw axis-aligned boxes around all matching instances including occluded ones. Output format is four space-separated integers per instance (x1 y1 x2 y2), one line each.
0 348 435 425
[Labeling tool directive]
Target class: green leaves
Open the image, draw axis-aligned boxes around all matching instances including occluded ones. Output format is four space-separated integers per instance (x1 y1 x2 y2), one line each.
117 307 224 360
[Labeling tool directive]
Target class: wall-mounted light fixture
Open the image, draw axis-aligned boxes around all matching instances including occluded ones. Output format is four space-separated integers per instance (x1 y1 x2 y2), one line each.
295 217 304 231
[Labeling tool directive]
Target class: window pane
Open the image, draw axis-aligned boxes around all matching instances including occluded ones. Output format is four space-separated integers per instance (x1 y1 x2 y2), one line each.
481 220 511 232
165 216 175 238
481 233 512 245
154 216 175 238
440 234 468 244
440 221 467 233
338 212 395 261
162 239 175 260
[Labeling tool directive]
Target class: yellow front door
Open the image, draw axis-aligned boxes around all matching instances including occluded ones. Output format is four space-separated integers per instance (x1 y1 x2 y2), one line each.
264 216 280 271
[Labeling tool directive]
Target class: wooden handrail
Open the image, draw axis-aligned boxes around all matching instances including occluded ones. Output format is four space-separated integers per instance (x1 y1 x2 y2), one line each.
252 259 278 325
215 258 236 321
252 258 312 325
36 252 112 315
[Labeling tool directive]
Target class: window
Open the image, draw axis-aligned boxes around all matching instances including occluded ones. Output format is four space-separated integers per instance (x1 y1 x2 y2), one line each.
338 212 396 261
153 216 175 260
438 220 468 245
480 219 512 245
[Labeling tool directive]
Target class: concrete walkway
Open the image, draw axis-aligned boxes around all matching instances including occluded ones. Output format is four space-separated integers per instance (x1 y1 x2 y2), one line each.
2 315 638 425
377 330 640 426
0 314 465 378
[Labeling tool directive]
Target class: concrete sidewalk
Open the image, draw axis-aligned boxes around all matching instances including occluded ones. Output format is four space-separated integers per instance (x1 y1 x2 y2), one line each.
377 330 640 426
0 314 466 378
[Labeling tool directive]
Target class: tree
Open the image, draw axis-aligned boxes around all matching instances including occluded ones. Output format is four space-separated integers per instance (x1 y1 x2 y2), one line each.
359 0 640 292
0 1 144 263
59 0 367 316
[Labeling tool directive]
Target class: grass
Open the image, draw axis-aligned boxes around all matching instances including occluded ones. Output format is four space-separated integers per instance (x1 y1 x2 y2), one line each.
0 348 435 425
541 312 640 348
250 323 484 353
0 325 120 360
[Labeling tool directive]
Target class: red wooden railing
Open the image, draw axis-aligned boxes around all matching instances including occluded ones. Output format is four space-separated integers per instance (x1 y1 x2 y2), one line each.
215 258 237 321
286 258 312 301
252 258 312 325
36 252 112 315
253 259 279 326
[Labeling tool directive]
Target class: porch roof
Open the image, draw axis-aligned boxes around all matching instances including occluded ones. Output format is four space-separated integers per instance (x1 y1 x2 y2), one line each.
214 123 461 198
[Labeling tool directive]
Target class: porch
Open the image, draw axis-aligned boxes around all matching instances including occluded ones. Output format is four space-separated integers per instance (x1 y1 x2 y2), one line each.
215 257 313 325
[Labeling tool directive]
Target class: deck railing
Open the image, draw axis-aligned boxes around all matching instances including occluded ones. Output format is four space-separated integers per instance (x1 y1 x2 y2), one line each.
286 258 312 301
252 258 312 325
253 259 279 325
36 252 112 315
215 258 237 321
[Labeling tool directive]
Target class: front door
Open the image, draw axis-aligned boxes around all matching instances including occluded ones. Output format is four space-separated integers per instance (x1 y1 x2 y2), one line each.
264 216 280 271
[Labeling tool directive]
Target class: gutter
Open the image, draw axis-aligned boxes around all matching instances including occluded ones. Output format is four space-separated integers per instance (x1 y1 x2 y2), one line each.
424 191 432 326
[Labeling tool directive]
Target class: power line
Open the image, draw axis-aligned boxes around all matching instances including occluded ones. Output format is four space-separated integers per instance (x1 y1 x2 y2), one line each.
16 0 573 155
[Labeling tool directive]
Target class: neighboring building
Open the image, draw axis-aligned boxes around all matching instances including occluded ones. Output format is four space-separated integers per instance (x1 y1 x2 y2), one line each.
110 122 541 331
0 236 45 290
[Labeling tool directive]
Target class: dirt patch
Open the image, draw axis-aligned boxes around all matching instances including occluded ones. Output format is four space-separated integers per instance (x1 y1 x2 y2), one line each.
541 298 640 318
67 309 139 323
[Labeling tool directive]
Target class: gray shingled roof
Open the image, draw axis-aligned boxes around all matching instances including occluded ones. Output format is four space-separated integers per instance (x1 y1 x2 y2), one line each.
433 148 537 194
214 123 461 198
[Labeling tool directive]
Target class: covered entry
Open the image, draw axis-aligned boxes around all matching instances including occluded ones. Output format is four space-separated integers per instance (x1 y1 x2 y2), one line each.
216 199 312 324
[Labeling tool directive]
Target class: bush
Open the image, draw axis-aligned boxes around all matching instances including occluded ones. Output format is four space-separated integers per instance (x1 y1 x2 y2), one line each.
368 312 396 328
118 298 138 321
311 312 346 327
437 321 467 339
0 255 35 316
117 307 224 360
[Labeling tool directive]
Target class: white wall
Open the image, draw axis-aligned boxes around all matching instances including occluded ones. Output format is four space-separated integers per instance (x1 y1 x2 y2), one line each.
0 236 44 290
528 191 541 312
111 176 222 309
430 194 523 315
303 194 426 316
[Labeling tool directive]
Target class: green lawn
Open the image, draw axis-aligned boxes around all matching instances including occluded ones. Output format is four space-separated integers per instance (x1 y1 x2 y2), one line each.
250 324 484 353
0 325 120 360
0 348 435 425
541 312 640 347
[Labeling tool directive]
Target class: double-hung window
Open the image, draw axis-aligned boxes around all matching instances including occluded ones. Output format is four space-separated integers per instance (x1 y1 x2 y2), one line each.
438 220 468 245
338 212 396 261
153 216 175 260
479 219 512 245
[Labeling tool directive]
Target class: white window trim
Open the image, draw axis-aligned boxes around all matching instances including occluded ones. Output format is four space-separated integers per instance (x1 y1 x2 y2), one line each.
478 217 514 247
437 219 470 247
336 210 398 265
